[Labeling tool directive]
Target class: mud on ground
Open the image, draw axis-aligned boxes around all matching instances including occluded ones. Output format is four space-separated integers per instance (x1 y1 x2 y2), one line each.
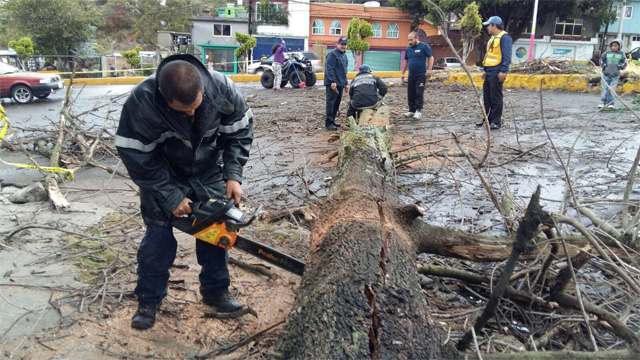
1 78 640 359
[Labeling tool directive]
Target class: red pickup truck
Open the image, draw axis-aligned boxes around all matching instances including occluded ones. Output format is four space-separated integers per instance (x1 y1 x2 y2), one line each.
0 62 65 104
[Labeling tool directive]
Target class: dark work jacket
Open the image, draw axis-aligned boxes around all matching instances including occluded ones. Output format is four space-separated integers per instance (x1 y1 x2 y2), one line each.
115 54 254 226
348 70 388 109
323 48 348 87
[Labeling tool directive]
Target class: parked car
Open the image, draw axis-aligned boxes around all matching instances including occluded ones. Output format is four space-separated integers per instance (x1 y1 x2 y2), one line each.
0 62 64 104
433 57 462 70
627 47 640 61
247 51 323 74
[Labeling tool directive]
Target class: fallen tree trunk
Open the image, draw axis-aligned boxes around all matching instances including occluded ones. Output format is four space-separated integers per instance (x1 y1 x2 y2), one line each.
276 113 458 358
274 108 639 358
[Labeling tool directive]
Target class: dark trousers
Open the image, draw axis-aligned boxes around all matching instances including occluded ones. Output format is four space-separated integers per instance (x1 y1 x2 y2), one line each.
135 224 230 305
346 101 379 119
407 74 426 112
482 74 504 126
325 86 344 126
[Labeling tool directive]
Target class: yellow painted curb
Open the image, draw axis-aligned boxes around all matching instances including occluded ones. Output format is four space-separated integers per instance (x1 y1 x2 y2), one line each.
63 77 146 86
445 73 640 94
58 71 406 86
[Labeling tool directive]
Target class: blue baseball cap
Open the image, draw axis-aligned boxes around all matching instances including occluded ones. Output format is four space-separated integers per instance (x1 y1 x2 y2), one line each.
338 36 348 44
359 64 371 72
483 16 503 26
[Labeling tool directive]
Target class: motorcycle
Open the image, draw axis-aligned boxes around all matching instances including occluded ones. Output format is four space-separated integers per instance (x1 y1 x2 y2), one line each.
260 53 317 89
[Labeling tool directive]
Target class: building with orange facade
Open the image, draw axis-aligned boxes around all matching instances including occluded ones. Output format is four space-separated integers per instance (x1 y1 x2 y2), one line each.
308 2 439 71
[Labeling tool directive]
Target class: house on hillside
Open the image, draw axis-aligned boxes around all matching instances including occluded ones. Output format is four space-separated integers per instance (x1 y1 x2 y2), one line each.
191 7 250 74
510 13 600 64
247 0 310 59
599 0 640 55
308 2 440 71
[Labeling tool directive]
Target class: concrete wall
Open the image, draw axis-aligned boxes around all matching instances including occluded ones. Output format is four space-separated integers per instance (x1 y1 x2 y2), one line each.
192 18 249 46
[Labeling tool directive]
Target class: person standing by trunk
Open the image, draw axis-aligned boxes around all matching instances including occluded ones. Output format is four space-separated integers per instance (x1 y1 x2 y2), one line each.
599 38 627 109
400 31 434 120
324 36 350 131
476 16 512 130
272 40 286 92
116 54 254 330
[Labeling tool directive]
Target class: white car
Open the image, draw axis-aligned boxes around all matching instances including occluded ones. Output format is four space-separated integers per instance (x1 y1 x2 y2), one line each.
433 57 462 70
247 51 323 74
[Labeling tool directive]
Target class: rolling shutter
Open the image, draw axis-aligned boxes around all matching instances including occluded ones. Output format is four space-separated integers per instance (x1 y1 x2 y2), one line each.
363 50 401 71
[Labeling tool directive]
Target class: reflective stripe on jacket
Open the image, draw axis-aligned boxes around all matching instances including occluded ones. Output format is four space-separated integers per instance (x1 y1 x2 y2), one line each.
483 31 508 67
115 54 254 226
348 71 388 109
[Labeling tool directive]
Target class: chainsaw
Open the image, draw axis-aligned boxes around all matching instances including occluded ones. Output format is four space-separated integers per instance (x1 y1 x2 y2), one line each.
172 199 305 276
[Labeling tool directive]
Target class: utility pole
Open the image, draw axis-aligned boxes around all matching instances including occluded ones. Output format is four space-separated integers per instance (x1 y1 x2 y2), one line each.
528 0 539 60
616 0 626 42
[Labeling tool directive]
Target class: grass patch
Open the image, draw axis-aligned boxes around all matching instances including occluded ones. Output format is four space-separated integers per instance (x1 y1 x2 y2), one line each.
62 212 140 284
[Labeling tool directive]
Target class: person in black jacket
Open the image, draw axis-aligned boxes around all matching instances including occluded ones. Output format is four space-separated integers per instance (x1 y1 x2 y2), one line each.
346 64 388 119
116 54 254 330
323 36 350 131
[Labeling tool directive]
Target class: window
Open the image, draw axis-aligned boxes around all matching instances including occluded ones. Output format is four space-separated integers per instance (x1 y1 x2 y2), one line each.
329 20 342 35
204 48 235 73
371 23 382 38
312 19 324 35
554 18 583 37
213 24 231 36
386 23 399 38
633 36 640 42
256 2 284 22
613 5 633 19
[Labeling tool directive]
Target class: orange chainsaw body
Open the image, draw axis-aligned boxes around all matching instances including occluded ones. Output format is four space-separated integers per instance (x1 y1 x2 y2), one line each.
192 220 239 250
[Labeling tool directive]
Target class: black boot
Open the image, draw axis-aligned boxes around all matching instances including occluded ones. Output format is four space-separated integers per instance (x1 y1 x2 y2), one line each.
131 302 160 330
203 292 243 313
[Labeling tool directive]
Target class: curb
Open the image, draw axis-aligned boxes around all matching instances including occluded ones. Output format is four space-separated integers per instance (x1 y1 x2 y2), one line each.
444 73 640 94
62 71 406 86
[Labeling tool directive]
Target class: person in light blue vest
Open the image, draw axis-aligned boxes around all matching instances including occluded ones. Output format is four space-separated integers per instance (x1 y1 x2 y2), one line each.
599 38 627 109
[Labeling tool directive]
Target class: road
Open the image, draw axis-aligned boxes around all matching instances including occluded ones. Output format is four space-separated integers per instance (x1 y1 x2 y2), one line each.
0 82 269 129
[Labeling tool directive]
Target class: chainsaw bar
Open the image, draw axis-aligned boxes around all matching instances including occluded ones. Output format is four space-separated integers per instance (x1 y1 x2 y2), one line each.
234 235 305 276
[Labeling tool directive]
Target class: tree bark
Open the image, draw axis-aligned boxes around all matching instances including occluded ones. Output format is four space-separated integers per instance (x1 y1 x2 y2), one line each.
276 114 458 358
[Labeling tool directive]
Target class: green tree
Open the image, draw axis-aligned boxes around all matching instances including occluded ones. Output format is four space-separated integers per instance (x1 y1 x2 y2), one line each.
392 0 616 42
2 0 101 57
392 0 617 61
135 0 201 46
459 2 482 64
234 32 256 74
7 36 33 70
102 0 138 36
122 45 142 69
346 18 373 71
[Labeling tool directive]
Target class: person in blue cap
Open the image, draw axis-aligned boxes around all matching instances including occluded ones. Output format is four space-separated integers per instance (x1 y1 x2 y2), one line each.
346 64 388 119
476 16 512 130
324 36 350 131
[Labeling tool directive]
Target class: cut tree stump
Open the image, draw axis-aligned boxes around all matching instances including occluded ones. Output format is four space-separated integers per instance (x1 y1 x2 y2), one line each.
276 109 458 358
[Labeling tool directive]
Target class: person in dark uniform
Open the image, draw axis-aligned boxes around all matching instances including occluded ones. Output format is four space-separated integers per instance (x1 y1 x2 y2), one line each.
324 36 349 131
116 54 254 330
346 64 388 119
476 16 512 130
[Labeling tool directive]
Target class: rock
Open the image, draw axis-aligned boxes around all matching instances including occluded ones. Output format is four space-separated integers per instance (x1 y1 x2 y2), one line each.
1 186 19 195
8 182 48 204
272 230 291 237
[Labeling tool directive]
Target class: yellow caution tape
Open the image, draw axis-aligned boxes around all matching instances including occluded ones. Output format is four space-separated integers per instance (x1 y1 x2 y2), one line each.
0 104 74 180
